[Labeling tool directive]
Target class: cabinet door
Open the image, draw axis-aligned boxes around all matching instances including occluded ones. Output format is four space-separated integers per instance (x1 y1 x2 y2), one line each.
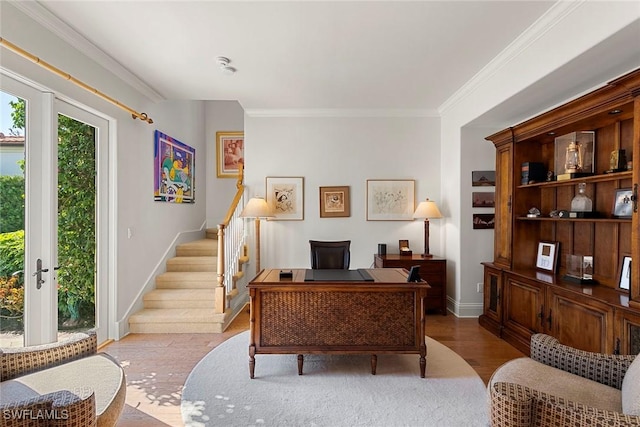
483 267 502 324
494 143 513 267
615 308 640 355
502 274 544 353
547 287 614 353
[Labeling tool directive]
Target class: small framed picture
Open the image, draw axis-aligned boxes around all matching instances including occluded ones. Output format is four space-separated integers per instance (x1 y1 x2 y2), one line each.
319 186 350 218
266 176 304 220
536 241 559 273
216 131 244 178
472 192 495 208
618 255 632 290
612 188 633 218
472 213 495 229
366 179 415 221
471 170 495 187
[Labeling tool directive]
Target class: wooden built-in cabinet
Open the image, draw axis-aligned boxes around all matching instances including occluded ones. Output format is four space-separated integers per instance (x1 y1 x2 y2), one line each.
480 68 640 355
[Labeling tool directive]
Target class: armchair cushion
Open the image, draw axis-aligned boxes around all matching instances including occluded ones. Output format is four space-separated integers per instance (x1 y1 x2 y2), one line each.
489 357 622 413
622 356 640 415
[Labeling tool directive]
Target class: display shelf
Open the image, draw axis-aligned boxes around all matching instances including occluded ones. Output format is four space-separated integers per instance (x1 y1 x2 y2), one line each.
517 216 632 223
517 171 632 189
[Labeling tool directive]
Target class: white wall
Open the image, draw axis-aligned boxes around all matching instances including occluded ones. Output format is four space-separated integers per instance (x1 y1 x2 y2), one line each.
1 3 207 337
205 101 245 227
243 115 441 278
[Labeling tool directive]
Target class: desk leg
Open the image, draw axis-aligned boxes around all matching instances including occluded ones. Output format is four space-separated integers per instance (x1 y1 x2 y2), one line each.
371 355 377 375
297 354 304 375
249 345 256 379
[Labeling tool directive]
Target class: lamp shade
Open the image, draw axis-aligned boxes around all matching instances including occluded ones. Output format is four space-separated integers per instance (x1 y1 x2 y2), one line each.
412 199 443 219
240 197 274 218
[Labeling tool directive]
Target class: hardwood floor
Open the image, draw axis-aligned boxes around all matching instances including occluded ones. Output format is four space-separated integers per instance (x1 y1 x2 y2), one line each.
103 309 524 426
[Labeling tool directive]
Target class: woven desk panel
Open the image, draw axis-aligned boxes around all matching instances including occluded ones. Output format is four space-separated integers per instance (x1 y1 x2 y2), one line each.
259 291 416 347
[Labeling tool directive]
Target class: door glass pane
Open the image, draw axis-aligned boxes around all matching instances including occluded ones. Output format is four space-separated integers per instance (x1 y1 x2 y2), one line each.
56 114 97 334
0 91 26 347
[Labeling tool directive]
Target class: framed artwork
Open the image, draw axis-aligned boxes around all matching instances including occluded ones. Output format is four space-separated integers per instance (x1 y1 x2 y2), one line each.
472 192 495 208
618 255 632 290
612 188 633 218
153 130 195 203
366 179 415 221
536 241 559 273
216 131 244 178
472 213 495 229
472 170 495 187
266 176 304 220
319 186 350 218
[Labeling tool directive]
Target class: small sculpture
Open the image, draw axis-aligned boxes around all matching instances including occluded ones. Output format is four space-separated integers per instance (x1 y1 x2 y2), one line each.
527 207 541 218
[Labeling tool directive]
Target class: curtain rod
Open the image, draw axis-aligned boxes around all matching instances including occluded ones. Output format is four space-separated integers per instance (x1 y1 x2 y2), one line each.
0 37 153 124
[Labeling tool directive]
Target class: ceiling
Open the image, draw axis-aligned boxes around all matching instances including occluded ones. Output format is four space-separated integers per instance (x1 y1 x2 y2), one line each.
30 1 558 113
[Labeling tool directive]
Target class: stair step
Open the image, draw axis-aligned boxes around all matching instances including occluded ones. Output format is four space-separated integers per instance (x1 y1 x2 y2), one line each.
166 256 216 272
206 228 218 240
129 308 228 333
143 289 215 308
176 239 217 257
156 272 217 289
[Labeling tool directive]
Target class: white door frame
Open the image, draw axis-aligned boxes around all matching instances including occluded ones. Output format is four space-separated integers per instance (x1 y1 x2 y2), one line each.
1 71 113 346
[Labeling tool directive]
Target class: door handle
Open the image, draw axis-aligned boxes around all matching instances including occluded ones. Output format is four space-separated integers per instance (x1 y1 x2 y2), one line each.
33 258 49 289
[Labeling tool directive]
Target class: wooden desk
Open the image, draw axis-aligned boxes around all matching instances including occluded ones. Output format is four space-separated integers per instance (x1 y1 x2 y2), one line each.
247 268 429 378
374 254 447 315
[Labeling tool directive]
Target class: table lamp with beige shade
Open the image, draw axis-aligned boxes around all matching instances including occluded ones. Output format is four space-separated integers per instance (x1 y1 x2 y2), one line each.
240 197 274 272
412 198 443 258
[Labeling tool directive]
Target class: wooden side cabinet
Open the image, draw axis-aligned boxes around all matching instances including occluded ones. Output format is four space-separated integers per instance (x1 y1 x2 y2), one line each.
374 254 447 315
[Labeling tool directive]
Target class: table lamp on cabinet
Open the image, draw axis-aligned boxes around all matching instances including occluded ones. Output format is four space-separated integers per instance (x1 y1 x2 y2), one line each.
240 197 274 272
412 198 443 258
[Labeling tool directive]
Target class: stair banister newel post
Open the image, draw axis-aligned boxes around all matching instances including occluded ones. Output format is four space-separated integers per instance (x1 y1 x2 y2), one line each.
215 224 226 314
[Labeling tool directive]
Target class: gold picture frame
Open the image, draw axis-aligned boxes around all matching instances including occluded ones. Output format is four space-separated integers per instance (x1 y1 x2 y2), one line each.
216 131 244 178
319 186 350 218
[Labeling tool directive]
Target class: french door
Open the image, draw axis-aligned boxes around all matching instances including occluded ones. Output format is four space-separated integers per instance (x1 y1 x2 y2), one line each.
0 73 109 346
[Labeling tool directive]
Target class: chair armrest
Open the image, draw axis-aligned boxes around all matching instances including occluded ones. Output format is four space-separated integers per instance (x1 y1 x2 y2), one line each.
490 382 640 427
1 331 97 381
529 334 635 389
0 390 96 427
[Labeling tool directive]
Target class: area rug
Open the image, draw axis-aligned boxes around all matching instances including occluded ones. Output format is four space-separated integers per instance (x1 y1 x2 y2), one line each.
181 331 488 426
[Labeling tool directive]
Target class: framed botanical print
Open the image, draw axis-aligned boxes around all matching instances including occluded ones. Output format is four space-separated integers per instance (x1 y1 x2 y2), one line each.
319 186 350 218
216 131 244 178
266 176 304 220
366 179 415 221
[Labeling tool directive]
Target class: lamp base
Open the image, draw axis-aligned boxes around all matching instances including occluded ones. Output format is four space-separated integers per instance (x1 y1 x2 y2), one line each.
421 253 434 258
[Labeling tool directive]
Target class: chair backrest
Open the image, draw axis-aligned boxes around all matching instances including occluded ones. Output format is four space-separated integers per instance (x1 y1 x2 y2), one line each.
309 240 351 269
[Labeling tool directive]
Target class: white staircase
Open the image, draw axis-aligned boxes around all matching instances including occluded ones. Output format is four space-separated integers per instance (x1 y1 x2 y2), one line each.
128 231 235 333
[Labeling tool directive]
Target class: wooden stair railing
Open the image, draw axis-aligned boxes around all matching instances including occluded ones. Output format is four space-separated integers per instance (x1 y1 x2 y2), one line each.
215 164 245 314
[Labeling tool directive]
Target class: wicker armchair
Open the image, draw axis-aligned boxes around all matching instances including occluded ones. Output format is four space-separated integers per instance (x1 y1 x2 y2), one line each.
0 331 125 427
489 333 640 426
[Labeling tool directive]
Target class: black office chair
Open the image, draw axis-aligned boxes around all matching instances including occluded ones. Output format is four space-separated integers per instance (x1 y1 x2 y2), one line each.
309 240 351 269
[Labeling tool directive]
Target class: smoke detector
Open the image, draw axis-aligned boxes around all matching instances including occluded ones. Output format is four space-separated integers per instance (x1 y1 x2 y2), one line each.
216 56 236 75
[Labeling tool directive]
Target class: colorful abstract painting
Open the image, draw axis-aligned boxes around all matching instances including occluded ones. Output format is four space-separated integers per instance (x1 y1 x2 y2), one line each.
154 130 195 203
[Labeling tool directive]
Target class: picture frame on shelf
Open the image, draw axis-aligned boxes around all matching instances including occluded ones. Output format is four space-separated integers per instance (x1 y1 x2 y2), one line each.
618 255 632 290
366 179 415 221
535 241 559 273
216 131 244 178
319 186 350 218
265 176 304 220
612 188 633 218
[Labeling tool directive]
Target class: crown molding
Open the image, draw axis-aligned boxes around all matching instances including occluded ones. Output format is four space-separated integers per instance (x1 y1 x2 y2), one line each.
438 0 583 116
9 0 165 103
244 108 439 118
